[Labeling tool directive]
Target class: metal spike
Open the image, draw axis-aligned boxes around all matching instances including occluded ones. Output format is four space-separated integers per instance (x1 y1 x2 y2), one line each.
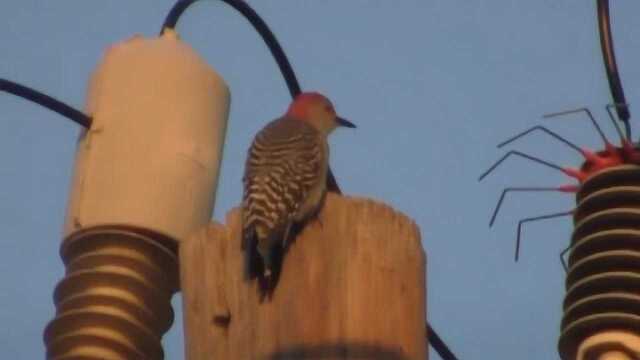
478 150 565 182
515 210 574 262
498 125 584 154
543 107 609 146
559 244 572 273
490 187 576 227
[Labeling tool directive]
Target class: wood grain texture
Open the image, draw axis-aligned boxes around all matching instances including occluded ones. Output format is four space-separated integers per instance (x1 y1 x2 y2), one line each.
180 193 427 360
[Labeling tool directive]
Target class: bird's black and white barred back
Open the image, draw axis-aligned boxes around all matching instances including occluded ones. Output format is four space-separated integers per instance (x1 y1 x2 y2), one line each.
241 116 325 295
240 91 354 299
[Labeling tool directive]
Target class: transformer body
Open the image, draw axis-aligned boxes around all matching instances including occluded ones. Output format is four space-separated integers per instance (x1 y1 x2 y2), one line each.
46 31 230 359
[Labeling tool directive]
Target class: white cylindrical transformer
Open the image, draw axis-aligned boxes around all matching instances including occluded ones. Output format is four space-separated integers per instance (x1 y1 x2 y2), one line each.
63 30 230 243
46 31 230 359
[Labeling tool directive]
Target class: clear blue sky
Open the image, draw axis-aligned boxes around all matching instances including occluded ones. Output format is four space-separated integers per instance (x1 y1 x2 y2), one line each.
2 1 640 359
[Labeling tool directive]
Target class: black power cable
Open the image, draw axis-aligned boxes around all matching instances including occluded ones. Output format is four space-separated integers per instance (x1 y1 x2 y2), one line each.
161 0 300 99
597 0 631 137
162 0 346 192
162 1 460 359
428 324 458 360
0 78 91 128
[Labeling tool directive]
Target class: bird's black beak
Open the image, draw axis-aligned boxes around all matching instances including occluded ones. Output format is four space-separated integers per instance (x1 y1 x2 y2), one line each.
336 116 356 128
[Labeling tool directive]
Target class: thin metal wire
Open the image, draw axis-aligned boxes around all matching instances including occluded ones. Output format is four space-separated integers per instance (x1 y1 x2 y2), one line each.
515 210 574 262
606 103 631 140
559 244 572 272
478 150 565 182
0 78 91 128
497 125 584 154
489 187 574 228
543 108 609 146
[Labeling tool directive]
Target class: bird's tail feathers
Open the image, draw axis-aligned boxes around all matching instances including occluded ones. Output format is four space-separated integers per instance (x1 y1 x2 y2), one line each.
244 224 286 301
257 239 284 301
243 225 264 281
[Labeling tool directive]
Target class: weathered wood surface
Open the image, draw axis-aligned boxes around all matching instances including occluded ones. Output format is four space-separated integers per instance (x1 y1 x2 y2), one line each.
180 193 427 359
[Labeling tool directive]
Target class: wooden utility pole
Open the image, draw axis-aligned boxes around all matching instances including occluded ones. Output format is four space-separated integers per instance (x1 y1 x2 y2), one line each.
180 193 427 359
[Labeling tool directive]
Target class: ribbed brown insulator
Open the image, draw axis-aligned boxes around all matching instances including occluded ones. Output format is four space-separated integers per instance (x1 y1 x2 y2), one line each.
559 165 640 360
44 226 179 360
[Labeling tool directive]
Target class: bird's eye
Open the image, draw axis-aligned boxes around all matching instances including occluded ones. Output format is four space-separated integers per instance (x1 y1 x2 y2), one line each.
324 104 334 113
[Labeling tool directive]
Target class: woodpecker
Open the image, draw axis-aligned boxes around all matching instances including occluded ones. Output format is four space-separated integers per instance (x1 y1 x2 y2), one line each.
241 92 355 298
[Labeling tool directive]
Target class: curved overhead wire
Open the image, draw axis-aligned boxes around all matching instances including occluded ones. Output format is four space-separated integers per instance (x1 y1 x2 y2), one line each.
597 0 631 137
0 78 91 128
161 0 348 193
162 0 301 99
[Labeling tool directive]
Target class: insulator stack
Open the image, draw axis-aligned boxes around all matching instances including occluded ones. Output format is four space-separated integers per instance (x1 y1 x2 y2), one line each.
43 227 179 359
559 165 640 359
